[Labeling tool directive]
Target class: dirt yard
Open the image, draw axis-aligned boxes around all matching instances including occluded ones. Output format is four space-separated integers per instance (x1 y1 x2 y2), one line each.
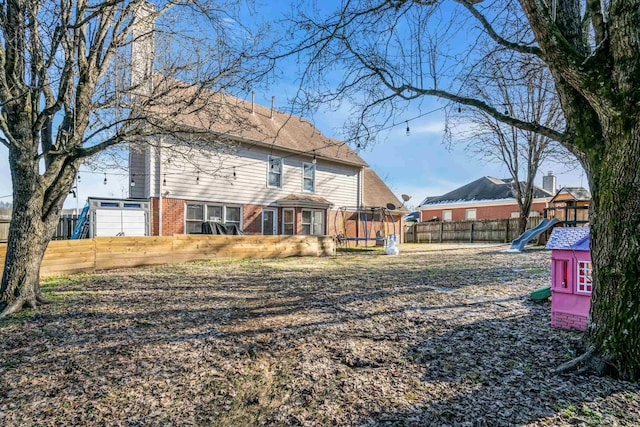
1 243 638 426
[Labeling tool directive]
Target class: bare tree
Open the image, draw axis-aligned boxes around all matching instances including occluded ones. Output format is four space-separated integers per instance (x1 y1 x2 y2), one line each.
454 54 568 235
284 0 640 379
0 0 271 318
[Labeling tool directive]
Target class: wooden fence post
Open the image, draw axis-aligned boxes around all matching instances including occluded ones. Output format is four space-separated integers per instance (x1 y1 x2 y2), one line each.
470 222 474 243
505 219 510 243
439 222 444 243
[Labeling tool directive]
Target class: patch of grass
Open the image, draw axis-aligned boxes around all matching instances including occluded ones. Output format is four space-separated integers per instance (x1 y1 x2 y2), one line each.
41 274 97 289
42 290 95 301
336 246 383 253
580 405 604 425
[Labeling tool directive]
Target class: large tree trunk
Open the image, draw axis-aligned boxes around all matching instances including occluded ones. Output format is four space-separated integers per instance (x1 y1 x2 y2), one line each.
0 142 65 319
586 122 640 380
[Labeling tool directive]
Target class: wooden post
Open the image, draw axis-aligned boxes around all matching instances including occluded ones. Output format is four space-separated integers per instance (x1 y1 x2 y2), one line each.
439 222 444 243
470 222 474 243
505 219 509 243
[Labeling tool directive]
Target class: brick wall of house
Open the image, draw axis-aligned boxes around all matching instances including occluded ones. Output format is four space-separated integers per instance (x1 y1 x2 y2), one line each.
551 311 587 331
242 204 263 234
150 198 339 236
149 197 185 236
420 200 547 222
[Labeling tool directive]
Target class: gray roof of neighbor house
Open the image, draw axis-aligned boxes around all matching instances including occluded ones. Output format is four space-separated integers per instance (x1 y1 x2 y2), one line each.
419 176 554 207
362 168 408 213
551 187 592 202
147 75 367 167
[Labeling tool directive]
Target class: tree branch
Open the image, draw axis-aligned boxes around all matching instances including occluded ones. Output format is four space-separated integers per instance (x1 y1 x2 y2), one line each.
456 0 542 56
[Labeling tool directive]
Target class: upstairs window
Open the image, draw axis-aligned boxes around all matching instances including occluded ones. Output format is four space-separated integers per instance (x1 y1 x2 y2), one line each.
268 156 282 188
303 163 315 192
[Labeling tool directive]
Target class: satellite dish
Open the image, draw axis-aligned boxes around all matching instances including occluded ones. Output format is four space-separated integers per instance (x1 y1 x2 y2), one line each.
401 194 411 202
386 203 397 211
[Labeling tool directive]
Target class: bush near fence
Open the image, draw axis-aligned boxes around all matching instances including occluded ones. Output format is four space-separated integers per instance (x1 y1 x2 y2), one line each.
404 217 544 244
0 234 335 278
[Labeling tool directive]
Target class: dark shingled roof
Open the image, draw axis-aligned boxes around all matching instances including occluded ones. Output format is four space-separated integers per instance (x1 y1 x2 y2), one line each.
419 176 553 206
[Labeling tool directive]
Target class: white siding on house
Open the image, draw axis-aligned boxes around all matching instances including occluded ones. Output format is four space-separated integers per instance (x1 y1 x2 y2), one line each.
129 144 147 199
159 142 360 208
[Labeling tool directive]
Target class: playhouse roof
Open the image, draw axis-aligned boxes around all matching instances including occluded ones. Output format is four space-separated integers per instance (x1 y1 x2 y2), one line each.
545 227 590 250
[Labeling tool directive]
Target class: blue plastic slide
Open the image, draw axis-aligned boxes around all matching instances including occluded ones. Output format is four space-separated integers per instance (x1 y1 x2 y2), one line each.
509 218 560 251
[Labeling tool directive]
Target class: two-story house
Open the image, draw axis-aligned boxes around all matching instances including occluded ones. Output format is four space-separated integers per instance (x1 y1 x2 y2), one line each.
128 88 405 239
127 3 405 241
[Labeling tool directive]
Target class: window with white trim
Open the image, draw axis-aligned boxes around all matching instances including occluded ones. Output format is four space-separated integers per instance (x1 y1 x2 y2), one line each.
225 206 241 228
185 204 242 233
465 209 477 220
302 163 315 192
186 204 204 233
442 210 452 222
577 260 593 294
268 156 282 188
206 205 223 222
283 208 295 235
302 209 324 236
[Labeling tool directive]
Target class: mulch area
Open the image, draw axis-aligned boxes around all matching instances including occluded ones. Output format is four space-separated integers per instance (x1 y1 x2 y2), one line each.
0 243 638 426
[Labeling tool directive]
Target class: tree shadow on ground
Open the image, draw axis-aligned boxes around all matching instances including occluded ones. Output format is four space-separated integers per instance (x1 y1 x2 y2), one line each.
1 249 637 425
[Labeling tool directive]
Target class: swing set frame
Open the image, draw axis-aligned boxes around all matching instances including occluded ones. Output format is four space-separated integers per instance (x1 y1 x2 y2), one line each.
334 206 397 247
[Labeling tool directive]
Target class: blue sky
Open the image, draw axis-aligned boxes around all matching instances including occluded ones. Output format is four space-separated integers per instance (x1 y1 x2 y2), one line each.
0 1 588 211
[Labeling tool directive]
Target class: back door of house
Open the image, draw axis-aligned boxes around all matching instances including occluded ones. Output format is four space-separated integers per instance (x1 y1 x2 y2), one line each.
262 209 277 235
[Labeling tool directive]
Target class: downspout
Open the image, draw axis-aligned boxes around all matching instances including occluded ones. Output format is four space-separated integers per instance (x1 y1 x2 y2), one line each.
158 139 163 236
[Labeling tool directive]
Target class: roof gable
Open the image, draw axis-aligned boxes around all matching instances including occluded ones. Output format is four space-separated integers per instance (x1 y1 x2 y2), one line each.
362 167 408 212
550 187 592 203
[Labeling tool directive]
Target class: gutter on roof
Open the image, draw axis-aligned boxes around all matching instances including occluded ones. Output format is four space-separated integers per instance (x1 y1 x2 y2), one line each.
418 196 551 209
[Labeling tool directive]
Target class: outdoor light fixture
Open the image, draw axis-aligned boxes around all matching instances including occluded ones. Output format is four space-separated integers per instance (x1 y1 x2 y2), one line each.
233 166 237 178
405 121 410 136
103 173 107 185
196 171 200 184
130 174 136 187
312 151 317 164
163 174 167 186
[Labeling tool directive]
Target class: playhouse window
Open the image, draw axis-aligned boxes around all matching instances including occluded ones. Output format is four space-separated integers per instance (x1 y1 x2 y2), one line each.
577 261 593 294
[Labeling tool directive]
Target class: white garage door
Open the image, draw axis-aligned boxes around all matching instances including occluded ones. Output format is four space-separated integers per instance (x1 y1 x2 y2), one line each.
95 209 147 237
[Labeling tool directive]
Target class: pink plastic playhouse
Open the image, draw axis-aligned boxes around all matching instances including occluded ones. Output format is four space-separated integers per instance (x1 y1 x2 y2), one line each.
545 227 592 331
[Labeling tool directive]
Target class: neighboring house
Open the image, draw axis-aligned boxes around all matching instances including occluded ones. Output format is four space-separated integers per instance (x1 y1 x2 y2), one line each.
418 176 553 222
546 227 592 331
128 90 405 239
545 187 591 226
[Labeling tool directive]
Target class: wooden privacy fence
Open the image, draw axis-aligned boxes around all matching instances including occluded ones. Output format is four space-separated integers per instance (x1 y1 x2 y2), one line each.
0 215 78 243
404 217 544 244
0 234 335 278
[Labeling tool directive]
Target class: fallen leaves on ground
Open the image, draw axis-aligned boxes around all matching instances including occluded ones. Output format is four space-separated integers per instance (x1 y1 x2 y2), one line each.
0 243 638 426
